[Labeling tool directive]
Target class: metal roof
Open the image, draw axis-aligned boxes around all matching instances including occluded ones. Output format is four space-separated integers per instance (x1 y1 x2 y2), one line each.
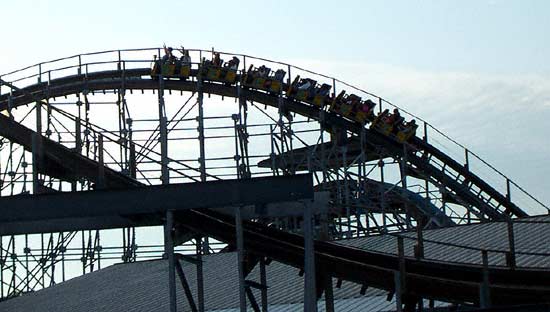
336 215 550 268
0 252 418 312
3 216 546 311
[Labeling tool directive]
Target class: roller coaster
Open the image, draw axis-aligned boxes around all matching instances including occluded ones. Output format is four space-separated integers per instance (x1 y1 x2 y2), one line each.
0 47 548 311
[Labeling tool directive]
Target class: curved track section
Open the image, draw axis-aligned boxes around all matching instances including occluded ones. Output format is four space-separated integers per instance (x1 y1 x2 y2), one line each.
0 67 536 221
1 48 549 307
182 209 550 305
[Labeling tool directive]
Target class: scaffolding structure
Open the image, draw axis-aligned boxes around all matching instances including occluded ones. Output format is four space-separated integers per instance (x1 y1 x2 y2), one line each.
0 48 548 311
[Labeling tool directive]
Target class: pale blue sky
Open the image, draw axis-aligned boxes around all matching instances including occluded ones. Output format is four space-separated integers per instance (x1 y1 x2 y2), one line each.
2 0 549 74
1 0 549 210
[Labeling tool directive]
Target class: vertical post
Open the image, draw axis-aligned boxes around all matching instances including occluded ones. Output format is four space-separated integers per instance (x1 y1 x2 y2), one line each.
36 101 42 136
233 114 241 178
31 133 43 194
164 210 177 312
24 235 29 292
287 65 292 86
400 146 410 230
398 236 406 289
415 225 424 259
506 179 511 201
395 236 405 312
158 76 169 185
479 250 491 308
464 149 469 170
197 83 207 182
78 55 82 75
423 122 428 143
324 274 335 312
319 110 327 187
424 175 430 227
394 271 403 312
235 206 247 312
236 95 250 179
196 238 205 312
97 135 105 189
75 118 82 154
400 146 408 189
73 117 82 192
269 125 277 176
379 157 387 229
96 230 102 270
357 127 367 236
342 144 351 237
129 141 137 179
117 87 128 172
506 221 516 268
303 200 317 312
260 258 268 312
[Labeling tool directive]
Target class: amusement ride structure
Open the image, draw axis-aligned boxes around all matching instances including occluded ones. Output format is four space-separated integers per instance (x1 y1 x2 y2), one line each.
0 47 548 311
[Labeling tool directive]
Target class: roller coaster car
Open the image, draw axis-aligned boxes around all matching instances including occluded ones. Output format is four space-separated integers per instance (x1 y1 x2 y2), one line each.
151 61 190 79
329 90 347 115
179 64 191 77
287 76 317 102
396 120 418 143
151 61 175 77
199 60 237 84
330 92 363 121
242 66 285 93
352 99 377 124
370 109 393 135
311 84 332 107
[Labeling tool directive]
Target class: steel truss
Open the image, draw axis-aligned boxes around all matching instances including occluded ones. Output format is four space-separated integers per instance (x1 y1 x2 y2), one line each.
0 48 548 307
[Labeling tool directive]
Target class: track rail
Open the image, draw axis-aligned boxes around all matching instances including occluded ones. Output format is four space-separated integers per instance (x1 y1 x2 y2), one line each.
181 209 550 305
0 67 533 220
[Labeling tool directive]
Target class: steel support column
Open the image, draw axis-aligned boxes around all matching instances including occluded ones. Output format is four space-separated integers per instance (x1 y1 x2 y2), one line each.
197 80 206 182
165 210 177 312
158 74 169 185
259 258 268 312
196 237 205 312
303 200 317 312
236 206 247 312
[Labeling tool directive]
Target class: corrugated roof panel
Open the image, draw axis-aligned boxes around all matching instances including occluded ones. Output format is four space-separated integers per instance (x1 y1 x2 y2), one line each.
1 252 427 312
2 217 546 311
336 216 550 268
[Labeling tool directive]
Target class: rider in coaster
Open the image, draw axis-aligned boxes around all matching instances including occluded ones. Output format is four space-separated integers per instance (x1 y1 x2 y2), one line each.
213 52 222 67
274 69 286 81
162 45 176 64
403 119 417 133
391 109 404 133
317 84 331 97
179 47 191 66
298 79 313 91
386 108 400 124
226 56 240 70
258 65 270 77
